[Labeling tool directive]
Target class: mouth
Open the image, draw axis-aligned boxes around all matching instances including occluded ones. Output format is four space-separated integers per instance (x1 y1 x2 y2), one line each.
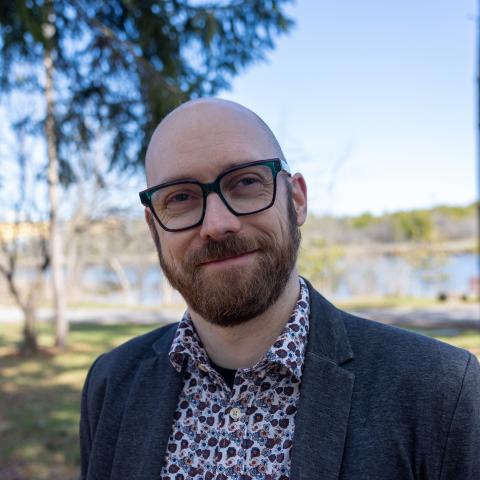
200 249 259 267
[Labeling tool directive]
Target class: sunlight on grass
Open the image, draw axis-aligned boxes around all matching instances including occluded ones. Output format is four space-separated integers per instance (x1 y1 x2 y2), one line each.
437 332 480 356
50 410 79 423
16 443 44 462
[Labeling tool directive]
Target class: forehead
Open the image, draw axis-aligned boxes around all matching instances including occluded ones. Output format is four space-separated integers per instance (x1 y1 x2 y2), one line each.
146 101 279 186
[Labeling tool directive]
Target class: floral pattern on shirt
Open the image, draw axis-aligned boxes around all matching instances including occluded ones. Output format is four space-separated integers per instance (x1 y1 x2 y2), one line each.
161 278 310 480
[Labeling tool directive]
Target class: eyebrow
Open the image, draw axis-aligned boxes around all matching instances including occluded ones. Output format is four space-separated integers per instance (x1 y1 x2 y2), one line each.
154 173 198 185
153 159 262 186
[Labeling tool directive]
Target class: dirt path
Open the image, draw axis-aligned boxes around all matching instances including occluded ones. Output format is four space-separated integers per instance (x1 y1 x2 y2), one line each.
0 303 478 328
348 303 479 329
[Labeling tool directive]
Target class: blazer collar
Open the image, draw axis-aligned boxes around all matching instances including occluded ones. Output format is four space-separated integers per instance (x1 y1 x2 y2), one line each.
303 278 354 364
290 279 355 480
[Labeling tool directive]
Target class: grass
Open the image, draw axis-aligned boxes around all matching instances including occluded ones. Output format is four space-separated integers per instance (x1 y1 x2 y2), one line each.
409 327 480 357
0 322 156 480
0 321 479 480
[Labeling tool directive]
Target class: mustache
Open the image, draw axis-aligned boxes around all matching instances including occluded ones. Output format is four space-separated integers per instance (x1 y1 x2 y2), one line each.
185 236 262 267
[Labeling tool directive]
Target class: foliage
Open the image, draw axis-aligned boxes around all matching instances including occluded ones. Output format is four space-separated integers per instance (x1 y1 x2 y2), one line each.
391 210 434 242
432 203 477 220
310 203 475 246
0 0 294 173
350 212 376 229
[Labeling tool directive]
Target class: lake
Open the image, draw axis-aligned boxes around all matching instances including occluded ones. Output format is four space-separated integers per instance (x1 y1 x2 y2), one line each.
79 251 478 304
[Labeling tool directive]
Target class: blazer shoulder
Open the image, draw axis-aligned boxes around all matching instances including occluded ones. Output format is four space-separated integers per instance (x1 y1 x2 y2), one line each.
341 310 473 381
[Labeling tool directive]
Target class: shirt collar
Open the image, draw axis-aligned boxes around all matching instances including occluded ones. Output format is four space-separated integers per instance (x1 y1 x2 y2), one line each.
168 277 310 381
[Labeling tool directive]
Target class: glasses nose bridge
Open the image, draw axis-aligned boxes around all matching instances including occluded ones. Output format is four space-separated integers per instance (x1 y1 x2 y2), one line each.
202 178 221 196
201 178 229 204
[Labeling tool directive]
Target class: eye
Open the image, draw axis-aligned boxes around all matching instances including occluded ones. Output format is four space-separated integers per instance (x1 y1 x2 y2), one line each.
225 173 265 193
165 189 202 208
152 185 202 212
168 192 192 204
237 176 261 187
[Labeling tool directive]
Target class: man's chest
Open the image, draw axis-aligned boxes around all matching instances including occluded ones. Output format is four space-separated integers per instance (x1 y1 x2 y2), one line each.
160 365 300 480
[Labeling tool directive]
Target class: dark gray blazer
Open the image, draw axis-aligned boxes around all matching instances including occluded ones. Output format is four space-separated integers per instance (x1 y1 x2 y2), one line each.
79 280 480 479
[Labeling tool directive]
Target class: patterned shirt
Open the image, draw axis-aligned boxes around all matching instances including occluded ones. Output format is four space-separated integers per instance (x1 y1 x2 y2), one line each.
160 278 310 480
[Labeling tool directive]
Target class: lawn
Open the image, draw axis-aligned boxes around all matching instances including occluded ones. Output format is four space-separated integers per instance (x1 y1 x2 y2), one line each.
0 323 157 480
0 321 478 480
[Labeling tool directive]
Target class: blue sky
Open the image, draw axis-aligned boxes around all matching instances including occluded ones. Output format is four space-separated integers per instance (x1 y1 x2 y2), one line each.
221 0 476 216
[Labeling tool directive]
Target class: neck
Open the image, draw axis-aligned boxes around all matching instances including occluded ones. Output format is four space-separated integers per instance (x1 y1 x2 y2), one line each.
189 270 301 370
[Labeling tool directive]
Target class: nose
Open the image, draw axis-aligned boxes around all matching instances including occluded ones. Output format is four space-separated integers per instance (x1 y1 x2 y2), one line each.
199 193 242 240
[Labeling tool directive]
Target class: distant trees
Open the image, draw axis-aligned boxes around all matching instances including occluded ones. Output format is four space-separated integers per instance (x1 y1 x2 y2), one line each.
347 205 476 245
391 210 434 243
0 0 294 351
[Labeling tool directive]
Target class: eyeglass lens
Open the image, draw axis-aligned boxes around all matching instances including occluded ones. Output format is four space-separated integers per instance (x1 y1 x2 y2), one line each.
150 163 275 230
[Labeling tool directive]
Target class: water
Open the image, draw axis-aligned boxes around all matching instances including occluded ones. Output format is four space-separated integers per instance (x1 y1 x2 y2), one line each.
77 252 478 304
332 252 477 299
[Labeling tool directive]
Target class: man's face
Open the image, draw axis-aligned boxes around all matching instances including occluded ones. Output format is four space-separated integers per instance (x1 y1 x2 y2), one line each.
145 100 307 327
148 179 301 326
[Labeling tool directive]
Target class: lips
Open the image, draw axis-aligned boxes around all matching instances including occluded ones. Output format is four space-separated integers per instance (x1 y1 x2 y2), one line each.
185 236 261 272
200 249 258 266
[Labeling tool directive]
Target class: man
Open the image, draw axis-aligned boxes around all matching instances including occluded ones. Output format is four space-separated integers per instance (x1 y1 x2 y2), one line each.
80 98 480 480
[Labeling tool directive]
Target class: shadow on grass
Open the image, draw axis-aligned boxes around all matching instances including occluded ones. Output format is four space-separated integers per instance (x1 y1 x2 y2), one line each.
0 383 81 480
0 322 163 480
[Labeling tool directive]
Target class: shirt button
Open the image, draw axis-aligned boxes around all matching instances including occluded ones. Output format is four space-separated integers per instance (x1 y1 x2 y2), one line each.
230 407 242 421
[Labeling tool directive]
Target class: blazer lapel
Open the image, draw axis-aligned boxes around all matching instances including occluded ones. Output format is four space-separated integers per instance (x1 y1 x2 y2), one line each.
291 281 355 480
110 335 184 480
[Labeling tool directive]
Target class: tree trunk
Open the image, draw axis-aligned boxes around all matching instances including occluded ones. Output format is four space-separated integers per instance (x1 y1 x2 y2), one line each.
21 305 38 355
2 268 40 354
21 269 45 354
44 8 67 348
107 255 134 304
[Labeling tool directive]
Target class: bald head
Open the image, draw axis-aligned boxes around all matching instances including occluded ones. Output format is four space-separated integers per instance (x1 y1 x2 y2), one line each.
145 98 286 187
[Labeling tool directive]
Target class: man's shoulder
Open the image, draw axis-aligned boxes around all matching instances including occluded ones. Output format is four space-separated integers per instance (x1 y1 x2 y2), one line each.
306 280 474 381
341 309 471 367
338 309 478 401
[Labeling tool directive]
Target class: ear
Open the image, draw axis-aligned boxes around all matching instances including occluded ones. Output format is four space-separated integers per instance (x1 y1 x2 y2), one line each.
290 173 308 226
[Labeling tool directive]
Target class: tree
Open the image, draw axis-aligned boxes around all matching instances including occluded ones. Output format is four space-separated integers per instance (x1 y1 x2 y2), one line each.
0 114 49 354
0 0 294 348
391 210 434 243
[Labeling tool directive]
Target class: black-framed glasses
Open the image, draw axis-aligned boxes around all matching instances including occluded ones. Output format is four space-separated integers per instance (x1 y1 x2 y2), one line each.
139 158 290 232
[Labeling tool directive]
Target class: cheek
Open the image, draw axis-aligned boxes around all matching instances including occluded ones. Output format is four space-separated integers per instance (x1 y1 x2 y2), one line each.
159 232 194 266
267 199 292 238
